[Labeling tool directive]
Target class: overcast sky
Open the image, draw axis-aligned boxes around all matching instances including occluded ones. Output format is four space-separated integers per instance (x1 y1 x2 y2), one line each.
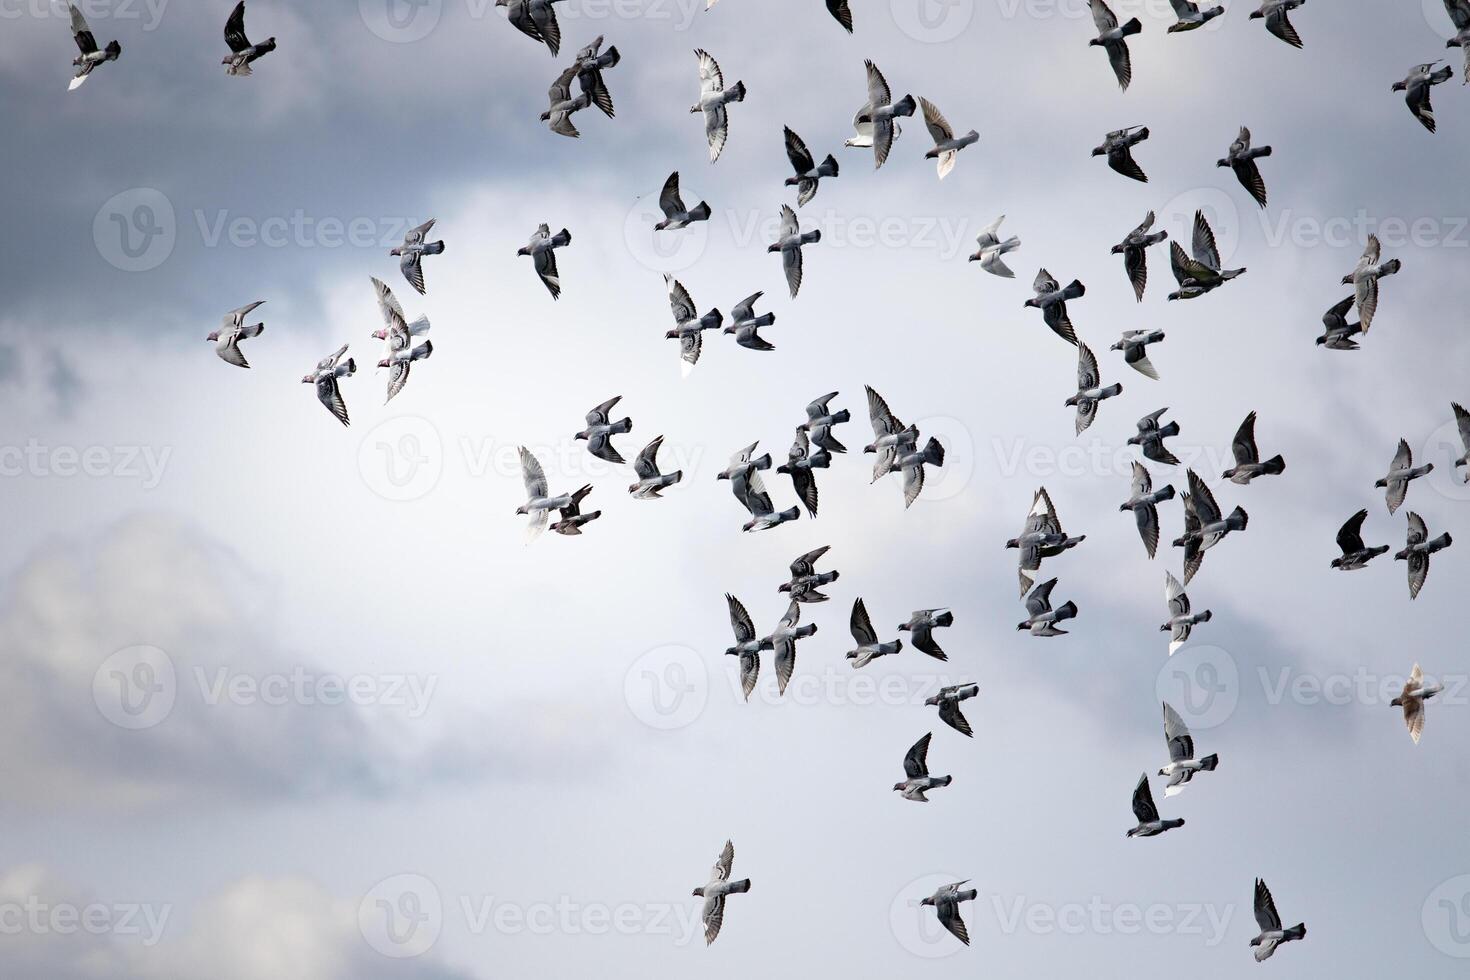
3 0 1470 977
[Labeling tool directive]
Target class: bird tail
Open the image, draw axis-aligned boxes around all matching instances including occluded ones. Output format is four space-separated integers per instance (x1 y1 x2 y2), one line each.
411 339 433 361
728 878 751 894
730 80 747 102
570 484 593 507
613 416 633 434
753 453 772 470
956 888 978 902
342 357 357 376
1197 609 1213 624
1284 923 1305 942
817 153 839 177
1430 531 1453 552
702 309 723 330
424 240 445 255
105 39 122 59
920 437 944 467
892 94 917 117
1261 454 1285 475
1154 484 1176 502
408 315 431 335
1160 421 1181 438
937 775 954 787
752 312 776 328
802 229 822 245
1135 125 1150 140
240 322 265 338
934 610 954 628
1198 753 1219 771
1055 600 1078 622
1062 279 1086 300
779 506 800 523
1120 16 1142 35
828 408 851 425
1381 257 1402 278
669 469 683 485
1100 383 1123 398
262 37 277 53
550 228 572 248
1226 506 1248 532
601 45 621 68
1000 235 1021 252
1432 64 1454 84
690 201 712 222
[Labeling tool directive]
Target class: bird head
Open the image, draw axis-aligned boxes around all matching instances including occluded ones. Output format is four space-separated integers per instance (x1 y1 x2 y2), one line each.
766 242 781 253
1004 538 1019 549
1449 37 1463 48
919 895 935 907
1215 158 1229 168
206 331 219 342
691 886 704 897
892 782 906 792
514 504 529 516
1159 623 1170 632
783 175 801 187
777 582 792 593
1109 243 1125 255
664 329 679 340
574 431 588 441
1315 335 1327 346
516 245 531 256
1248 8 1262 18
1015 621 1028 631
389 246 402 257
1088 37 1101 46
1023 297 1039 309
1064 394 1079 407
300 373 315 384
1329 555 1343 568
376 358 391 369
1090 145 1105 157
1391 80 1407 92
1373 477 1387 488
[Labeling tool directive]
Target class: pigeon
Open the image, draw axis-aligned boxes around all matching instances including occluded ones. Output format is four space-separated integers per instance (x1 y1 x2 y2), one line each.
783 127 839 207
1024 269 1085 346
1111 328 1166 379
725 291 776 350
1089 0 1143 90
1393 62 1453 132
1316 296 1362 350
1396 511 1453 599
691 840 751 946
1446 0 1470 80
207 301 265 368
1167 210 1244 300
1453 402 1470 481
222 2 275 76
799 392 851 454
1126 773 1184 837
1173 469 1248 584
920 881 977 946
300 345 355 427
377 338 433 404
1120 461 1176 559
1251 0 1306 48
1159 701 1219 795
969 215 1022 278
550 485 600 535
498 0 566 56
896 436 945 509
918 97 978 180
391 219 445 296
1332 509 1390 570
1376 439 1433 514
628 435 683 499
662 275 723 377
1065 343 1123 435
1017 577 1078 636
1340 234 1400 332
1165 0 1225 32
863 386 919 482
517 224 571 300
691 49 745 163
765 601 817 696
1111 211 1168 302
779 545 839 603
926 683 979 737
575 395 633 464
66 3 120 91
541 65 589 138
1218 126 1272 208
1391 663 1444 743
723 594 770 701
898 609 954 661
777 428 826 519
515 447 585 541
845 60 917 169
1092 125 1150 182
845 597 902 667
826 0 854 31
572 35 619 117
1250 879 1306 962
1007 487 1086 596
893 732 952 802
1128 407 1183 466
720 443 799 532
654 171 713 231
1222 411 1285 483
769 205 821 299
369 277 430 346
1161 571 1212 655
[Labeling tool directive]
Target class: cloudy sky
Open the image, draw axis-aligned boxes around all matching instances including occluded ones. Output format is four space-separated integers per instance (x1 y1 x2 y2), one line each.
3 0 1470 976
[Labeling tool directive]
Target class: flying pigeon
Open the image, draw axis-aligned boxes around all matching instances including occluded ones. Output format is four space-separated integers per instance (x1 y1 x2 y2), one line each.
777 428 826 518
1250 879 1306 961
1391 663 1444 743
845 60 916 169
1331 509 1389 570
896 436 945 509
1168 210 1244 300
1173 469 1248 584
1120 461 1176 559
1008 487 1086 596
391 219 445 296
691 840 751 946
720 443 798 532
969 215 1021 278
893 732 952 802
1222 411 1285 483
725 291 776 350
1393 62 1453 132
898 609 954 661
926 683 979 738
1025 269 1085 345
1088 0 1143 90
1111 328 1166 378
515 447 586 541
576 395 632 464
691 49 745 163
920 882 977 946
517 224 571 300
723 594 770 701
779 545 839 603
799 392 851 454
1218 127 1272 208
918 97 978 180
541 65 589 138
1446 0 1470 80
1396 511 1453 599
783 126 839 207
300 344 355 427
1376 439 1432 514
222 2 275 76
572 35 619 117
1341 234 1400 332
1017 577 1078 636
1251 0 1305 48
863 386 918 482
845 597 902 667
1453 403 1470 480
1316 296 1362 350
654 172 712 232
1162 571 1212 655
1066 342 1123 435
663 275 722 377
369 277 430 346
550 485 600 535
769 205 821 299
377 337 432 404
498 0 566 56
628 436 682 499
1128 407 1183 466
764 601 817 696
1126 773 1183 837
208 301 265 368
1159 701 1219 795
1111 211 1168 302
66 3 120 90
1092 125 1150 182
1165 0 1225 32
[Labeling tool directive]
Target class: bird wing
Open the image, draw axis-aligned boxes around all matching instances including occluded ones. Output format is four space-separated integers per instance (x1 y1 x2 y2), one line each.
1032 267 1059 295
658 172 686 218
790 545 830 578
903 732 932 778
827 0 854 32
1076 342 1101 390
783 126 815 175
937 698 973 737
666 275 697 323
726 593 756 643
1186 470 1222 525
69 3 99 54
1191 210 1222 269
519 447 549 499
849 597 877 645
1131 773 1159 823
585 394 621 427
1162 701 1195 763
1337 509 1368 554
1090 0 1119 31
695 48 724 96
1165 571 1190 618
1131 460 1153 496
863 59 892 106
1232 411 1260 466
224 1 251 52
633 435 664 480
1233 157 1269 208
315 375 349 427
1024 577 1057 617
918 97 953 145
1265 6 1303 48
1253 879 1282 932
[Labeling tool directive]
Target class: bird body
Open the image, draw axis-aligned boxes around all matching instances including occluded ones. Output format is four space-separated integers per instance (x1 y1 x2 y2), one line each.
66 3 121 90
628 435 682 499
1340 234 1400 331
1160 702 1218 795
899 608 954 661
920 881 977 946
970 215 1022 278
1089 0 1143 90
391 219 445 296
1251 879 1306 961
691 840 750 945
498 0 567 56
1167 210 1244 300
846 60 916 168
691 49 745 162
1161 572 1211 655
845 597 902 667
1120 461 1175 559
207 301 265 368
1375 439 1432 513
1390 663 1443 742
1092 125 1150 182
1394 511 1452 599
926 683 979 737
1112 211 1168 302
1222 411 1285 483
1017 576 1078 636
1393 62 1453 132
301 344 355 427
575 395 632 464
1166 0 1225 32
1065 343 1122 435
1127 773 1184 836
893 733 952 802
1251 0 1306 47
1217 126 1272 208
1025 268 1085 346
783 126 839 206
1008 487 1085 596
780 545 839 603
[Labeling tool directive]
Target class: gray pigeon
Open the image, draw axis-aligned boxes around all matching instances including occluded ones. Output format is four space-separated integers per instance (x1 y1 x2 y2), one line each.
776 428 826 519
498 0 566 56
208 301 265 368
765 600 817 696
925 683 979 738
1376 439 1432 514
1392 662 1444 743
575 395 633 464
1222 411 1285 483
300 344 355 427
1025 268 1085 346
920 881 977 946
518 224 571 299
969 215 1021 278
1126 773 1184 837
1091 125 1150 182
370 277 431 404
654 172 712 231
691 840 751 946
1165 0 1225 32
1111 328 1166 379
1173 469 1248 584
1250 879 1306 961
1007 487 1086 597
1453 402 1470 480
1167 210 1244 300
1395 511 1453 599
893 732 952 802
541 65 589 138
724 291 777 350
515 447 585 541
1120 461 1176 559
769 205 821 299
1065 342 1123 435
691 49 745 163
779 545 839 603
572 35 619 117
845 597 902 667
222 2 275 76
1316 296 1362 350
663 275 722 377
783 126 839 207
377 337 432 405
1128 407 1183 466
1162 571 1212 655
1218 126 1272 208
628 435 682 499
1340 234 1400 332
719 442 799 532
898 609 954 661
66 3 120 91
918 97 978 180
1017 577 1078 636
863 386 918 482
549 485 600 535
1111 211 1168 302
1393 62 1453 132
1159 701 1218 795
1331 508 1389 570
845 60 917 169
1089 0 1143 90
897 436 945 509
723 594 770 701
799 392 851 454
391 219 445 296
1446 0 1470 80
1251 0 1306 48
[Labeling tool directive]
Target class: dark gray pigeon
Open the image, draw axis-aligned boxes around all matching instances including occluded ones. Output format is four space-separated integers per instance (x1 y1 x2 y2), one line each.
222 2 275 76
1159 701 1218 794
1251 879 1306 961
1065 342 1123 435
918 97 978 180
1453 403 1470 481
1126 773 1183 837
769 205 821 299
498 0 566 56
776 428 826 518
920 882 977 946
1218 127 1272 208
897 436 945 509
1167 210 1244 300
1111 211 1168 302
1376 439 1432 514
654 172 712 231
66 3 120 91
573 35 619 117
764 600 817 696
1007 487 1086 596
719 442 798 532
1331 509 1389 570
1017 577 1078 636
576 395 632 464
1396 511 1453 599
1173 469 1248 584
628 435 682 499
1166 0 1224 32
692 49 745 162
784 127 839 207
844 60 916 169
392 219 445 296
517 224 571 299
845 597 902 667
1089 0 1143 90
1251 0 1305 48
899 609 954 661
926 683 979 737
208 301 265 368
541 65 589 138
550 485 600 535
1222 411 1285 483
301 344 355 428
723 594 770 701
1393 62 1453 132
1316 296 1362 350
799 392 850 454
1025 268 1085 346
826 0 854 31
1128 407 1183 466
893 732 952 802
691 840 751 946
1111 328 1165 378
1092 125 1150 182
1120 461 1176 559
724 291 776 350
663 275 722 377
1341 234 1400 332
779 545 839 603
